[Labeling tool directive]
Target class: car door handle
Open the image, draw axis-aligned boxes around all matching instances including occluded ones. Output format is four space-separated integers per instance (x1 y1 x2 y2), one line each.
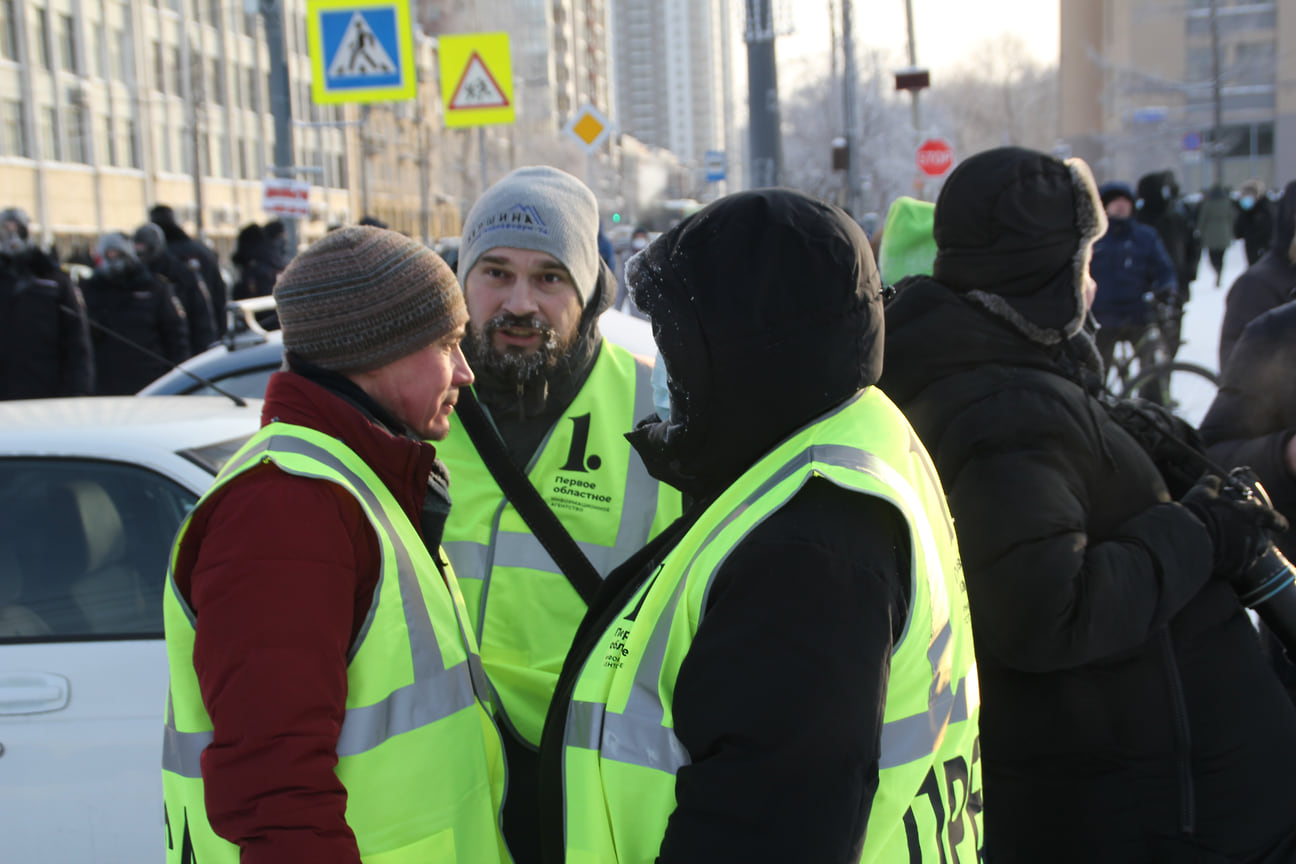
0 673 71 715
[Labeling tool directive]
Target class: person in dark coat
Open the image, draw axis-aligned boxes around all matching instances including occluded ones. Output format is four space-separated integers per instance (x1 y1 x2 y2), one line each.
880 146 1296 863
1198 184 1236 288
134 222 215 355
538 188 982 863
1137 170 1197 354
1218 180 1296 372
1090 181 1179 383
0 207 94 399
230 223 282 301
82 232 190 394
1200 295 1296 700
1234 178 1275 267
150 204 228 337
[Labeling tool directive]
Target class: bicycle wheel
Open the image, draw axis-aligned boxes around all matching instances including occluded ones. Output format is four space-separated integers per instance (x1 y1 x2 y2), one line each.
1121 361 1220 424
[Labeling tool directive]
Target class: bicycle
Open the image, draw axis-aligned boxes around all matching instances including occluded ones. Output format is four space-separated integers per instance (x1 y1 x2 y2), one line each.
1102 293 1219 420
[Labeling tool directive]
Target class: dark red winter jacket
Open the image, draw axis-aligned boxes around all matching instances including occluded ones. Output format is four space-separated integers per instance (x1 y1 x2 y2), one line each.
172 370 442 864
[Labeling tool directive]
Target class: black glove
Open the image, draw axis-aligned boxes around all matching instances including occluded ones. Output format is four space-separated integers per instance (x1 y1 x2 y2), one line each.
1180 473 1289 583
1107 398 1206 498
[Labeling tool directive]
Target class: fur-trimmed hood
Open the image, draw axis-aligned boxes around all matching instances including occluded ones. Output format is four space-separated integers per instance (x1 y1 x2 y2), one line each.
931 146 1106 345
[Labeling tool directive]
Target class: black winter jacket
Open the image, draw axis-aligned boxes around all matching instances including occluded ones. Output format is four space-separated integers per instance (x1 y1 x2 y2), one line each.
538 191 911 864
1219 253 1296 372
1202 300 1296 561
158 222 227 337
149 250 215 354
82 265 190 394
0 248 93 399
882 276 1296 863
1219 181 1296 371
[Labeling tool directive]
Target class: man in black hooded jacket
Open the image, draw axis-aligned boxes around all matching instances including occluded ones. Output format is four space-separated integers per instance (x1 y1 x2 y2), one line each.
1218 180 1296 372
881 145 1296 863
150 204 228 337
537 189 982 863
0 207 93 399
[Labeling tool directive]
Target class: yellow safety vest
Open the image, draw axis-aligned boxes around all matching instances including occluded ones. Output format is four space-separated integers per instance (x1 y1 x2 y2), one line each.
161 423 511 864
558 388 982 863
438 340 683 746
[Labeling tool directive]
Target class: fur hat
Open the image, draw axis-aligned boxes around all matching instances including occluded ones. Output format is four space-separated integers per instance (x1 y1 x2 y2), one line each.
275 226 466 373
933 146 1106 343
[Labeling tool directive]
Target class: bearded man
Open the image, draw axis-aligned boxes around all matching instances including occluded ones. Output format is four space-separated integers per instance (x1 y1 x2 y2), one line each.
436 165 682 863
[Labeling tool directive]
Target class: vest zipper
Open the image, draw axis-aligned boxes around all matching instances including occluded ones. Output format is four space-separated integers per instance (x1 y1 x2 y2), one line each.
1159 629 1195 835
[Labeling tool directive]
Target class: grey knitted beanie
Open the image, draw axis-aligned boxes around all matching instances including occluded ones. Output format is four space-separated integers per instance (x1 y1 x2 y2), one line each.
458 166 600 307
274 225 467 373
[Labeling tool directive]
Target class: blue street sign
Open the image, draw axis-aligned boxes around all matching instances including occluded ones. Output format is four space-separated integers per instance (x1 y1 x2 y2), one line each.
307 0 416 104
704 150 726 183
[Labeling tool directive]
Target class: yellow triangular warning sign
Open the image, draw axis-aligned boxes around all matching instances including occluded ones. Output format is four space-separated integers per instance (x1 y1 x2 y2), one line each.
449 52 510 110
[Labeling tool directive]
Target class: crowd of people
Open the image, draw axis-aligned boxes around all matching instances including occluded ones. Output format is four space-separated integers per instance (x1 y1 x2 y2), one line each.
4 147 1296 862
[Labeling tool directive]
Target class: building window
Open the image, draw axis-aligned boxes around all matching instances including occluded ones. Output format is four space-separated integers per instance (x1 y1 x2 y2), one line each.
172 46 182 96
66 99 89 164
153 40 165 92
85 22 101 78
119 117 139 168
206 0 221 28
245 68 260 112
108 28 126 82
35 8 52 70
0 0 16 62
39 105 59 161
55 13 77 73
100 114 115 165
219 133 230 177
1 98 25 156
207 59 223 105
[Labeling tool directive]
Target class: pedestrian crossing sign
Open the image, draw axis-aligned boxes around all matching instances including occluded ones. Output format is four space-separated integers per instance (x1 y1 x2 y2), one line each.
438 32 515 128
307 0 416 104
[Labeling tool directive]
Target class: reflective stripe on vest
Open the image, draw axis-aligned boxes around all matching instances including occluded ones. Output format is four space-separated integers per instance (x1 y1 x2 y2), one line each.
161 424 510 863
559 388 982 864
438 340 683 746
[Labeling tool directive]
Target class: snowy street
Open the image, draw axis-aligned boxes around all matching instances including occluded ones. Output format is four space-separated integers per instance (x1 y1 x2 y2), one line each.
1158 239 1253 428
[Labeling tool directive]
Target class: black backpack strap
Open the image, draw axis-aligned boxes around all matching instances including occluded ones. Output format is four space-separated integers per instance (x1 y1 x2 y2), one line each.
454 387 603 605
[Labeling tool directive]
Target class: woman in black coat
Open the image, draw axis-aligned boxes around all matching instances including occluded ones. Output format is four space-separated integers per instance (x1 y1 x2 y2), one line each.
881 147 1296 863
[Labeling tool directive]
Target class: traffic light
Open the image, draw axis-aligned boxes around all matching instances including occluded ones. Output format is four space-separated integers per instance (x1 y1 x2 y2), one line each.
611 212 622 224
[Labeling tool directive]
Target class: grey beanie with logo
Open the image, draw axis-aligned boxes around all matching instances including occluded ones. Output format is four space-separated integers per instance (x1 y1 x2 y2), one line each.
457 165 601 308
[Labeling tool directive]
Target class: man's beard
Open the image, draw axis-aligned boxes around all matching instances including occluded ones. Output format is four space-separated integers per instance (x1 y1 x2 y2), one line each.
465 312 579 385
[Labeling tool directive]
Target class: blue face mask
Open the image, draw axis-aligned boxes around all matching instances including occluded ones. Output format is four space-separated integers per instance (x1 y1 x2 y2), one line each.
1240 196 1256 211
651 351 672 423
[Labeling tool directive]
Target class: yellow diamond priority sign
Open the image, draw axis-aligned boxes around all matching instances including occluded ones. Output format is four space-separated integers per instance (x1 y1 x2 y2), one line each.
564 104 612 153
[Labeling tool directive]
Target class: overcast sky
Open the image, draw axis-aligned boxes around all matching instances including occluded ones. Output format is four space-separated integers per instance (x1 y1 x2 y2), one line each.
777 0 1060 82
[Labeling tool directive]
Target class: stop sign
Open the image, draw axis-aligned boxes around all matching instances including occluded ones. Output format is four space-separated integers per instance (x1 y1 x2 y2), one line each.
916 138 954 177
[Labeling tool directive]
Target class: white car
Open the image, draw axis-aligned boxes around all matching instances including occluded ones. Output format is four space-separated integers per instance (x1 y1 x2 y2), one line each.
140 295 660 399
0 396 263 862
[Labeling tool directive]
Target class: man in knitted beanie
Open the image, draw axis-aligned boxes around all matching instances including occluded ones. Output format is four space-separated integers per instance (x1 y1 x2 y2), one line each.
439 166 682 860
163 226 515 862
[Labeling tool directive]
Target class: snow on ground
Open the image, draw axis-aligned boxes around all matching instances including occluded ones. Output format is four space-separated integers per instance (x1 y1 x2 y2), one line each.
1166 240 1251 428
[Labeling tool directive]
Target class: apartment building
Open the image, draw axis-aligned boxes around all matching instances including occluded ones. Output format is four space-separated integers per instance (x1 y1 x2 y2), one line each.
610 0 743 193
0 0 457 257
1060 0 1294 191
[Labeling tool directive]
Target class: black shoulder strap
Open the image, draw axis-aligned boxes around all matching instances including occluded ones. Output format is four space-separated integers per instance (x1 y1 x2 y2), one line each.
454 387 603 605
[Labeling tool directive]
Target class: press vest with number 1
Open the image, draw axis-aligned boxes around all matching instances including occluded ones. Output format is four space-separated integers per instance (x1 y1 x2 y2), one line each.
160 423 511 863
556 387 983 863
438 340 684 747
